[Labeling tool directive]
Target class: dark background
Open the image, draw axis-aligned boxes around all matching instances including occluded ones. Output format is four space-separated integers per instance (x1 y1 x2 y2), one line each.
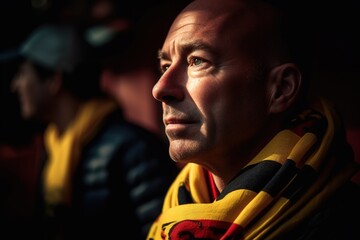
1 0 359 156
0 1 358 233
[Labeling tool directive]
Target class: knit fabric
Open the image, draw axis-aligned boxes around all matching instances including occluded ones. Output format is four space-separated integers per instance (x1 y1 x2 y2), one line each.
147 98 359 240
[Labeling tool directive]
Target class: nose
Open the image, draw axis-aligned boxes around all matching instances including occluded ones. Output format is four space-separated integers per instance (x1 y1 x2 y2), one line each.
152 66 185 103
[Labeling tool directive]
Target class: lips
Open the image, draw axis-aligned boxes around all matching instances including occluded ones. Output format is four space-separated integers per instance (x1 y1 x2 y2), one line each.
164 117 195 125
163 106 199 130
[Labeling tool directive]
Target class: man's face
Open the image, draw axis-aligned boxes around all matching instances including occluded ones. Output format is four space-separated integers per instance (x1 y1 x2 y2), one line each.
11 60 52 120
153 0 275 167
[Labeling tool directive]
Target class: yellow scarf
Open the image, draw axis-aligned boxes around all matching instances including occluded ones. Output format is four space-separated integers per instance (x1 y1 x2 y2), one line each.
43 99 116 208
147 98 359 240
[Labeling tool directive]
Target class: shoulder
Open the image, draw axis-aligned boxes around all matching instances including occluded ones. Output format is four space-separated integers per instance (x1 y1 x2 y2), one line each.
101 109 165 144
87 108 174 168
86 108 165 150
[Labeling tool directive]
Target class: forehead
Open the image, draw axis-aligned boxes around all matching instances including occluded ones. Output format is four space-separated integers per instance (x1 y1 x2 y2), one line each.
19 60 36 73
17 60 42 82
163 0 275 54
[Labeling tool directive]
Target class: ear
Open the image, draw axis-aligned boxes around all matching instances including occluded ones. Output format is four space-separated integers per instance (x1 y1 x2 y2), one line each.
268 63 302 113
47 71 63 95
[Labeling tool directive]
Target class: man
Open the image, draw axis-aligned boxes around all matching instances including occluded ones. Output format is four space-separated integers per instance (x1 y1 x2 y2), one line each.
147 0 360 239
10 23 178 240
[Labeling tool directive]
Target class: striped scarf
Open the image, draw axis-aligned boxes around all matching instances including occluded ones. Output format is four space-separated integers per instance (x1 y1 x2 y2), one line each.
43 99 116 211
147 98 359 240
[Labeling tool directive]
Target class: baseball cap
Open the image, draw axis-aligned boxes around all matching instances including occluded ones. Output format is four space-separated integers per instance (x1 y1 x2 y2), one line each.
0 23 85 73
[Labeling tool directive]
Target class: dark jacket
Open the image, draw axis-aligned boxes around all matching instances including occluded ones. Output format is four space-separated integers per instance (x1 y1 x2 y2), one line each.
281 180 360 240
37 109 178 240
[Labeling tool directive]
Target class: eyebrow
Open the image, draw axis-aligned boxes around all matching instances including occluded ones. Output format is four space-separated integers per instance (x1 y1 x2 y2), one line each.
158 49 166 60
158 40 217 61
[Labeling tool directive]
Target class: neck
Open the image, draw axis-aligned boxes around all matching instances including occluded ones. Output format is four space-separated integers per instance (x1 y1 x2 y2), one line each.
208 117 284 193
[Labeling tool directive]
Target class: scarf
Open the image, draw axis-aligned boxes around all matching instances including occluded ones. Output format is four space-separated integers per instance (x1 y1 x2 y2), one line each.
146 98 359 240
43 99 116 210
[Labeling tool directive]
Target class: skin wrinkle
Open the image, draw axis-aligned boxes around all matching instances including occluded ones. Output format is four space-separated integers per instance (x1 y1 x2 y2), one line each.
153 0 291 188
146 1 360 239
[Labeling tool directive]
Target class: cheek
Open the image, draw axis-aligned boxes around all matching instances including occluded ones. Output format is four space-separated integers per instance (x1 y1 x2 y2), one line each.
187 79 219 115
188 79 238 139
25 80 40 103
213 82 268 141
25 78 48 108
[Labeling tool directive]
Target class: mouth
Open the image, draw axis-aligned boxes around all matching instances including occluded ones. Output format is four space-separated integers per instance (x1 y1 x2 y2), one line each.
164 116 197 135
164 117 195 125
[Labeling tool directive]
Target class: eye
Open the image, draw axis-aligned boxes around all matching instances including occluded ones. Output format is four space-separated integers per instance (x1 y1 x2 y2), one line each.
160 64 170 74
189 57 204 66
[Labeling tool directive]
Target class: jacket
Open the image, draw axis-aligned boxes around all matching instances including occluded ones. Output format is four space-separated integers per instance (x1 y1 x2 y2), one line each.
37 108 178 240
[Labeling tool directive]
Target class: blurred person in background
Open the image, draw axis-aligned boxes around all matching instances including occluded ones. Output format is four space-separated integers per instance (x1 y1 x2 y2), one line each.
10 22 178 240
98 0 192 138
0 56 45 239
30 0 191 138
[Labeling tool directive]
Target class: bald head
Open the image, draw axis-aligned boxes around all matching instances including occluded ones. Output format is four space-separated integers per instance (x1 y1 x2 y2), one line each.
155 0 305 171
169 0 287 67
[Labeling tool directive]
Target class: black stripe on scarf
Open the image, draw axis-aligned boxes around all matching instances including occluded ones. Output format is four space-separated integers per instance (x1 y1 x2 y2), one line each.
218 160 284 200
281 164 317 202
178 182 193 205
